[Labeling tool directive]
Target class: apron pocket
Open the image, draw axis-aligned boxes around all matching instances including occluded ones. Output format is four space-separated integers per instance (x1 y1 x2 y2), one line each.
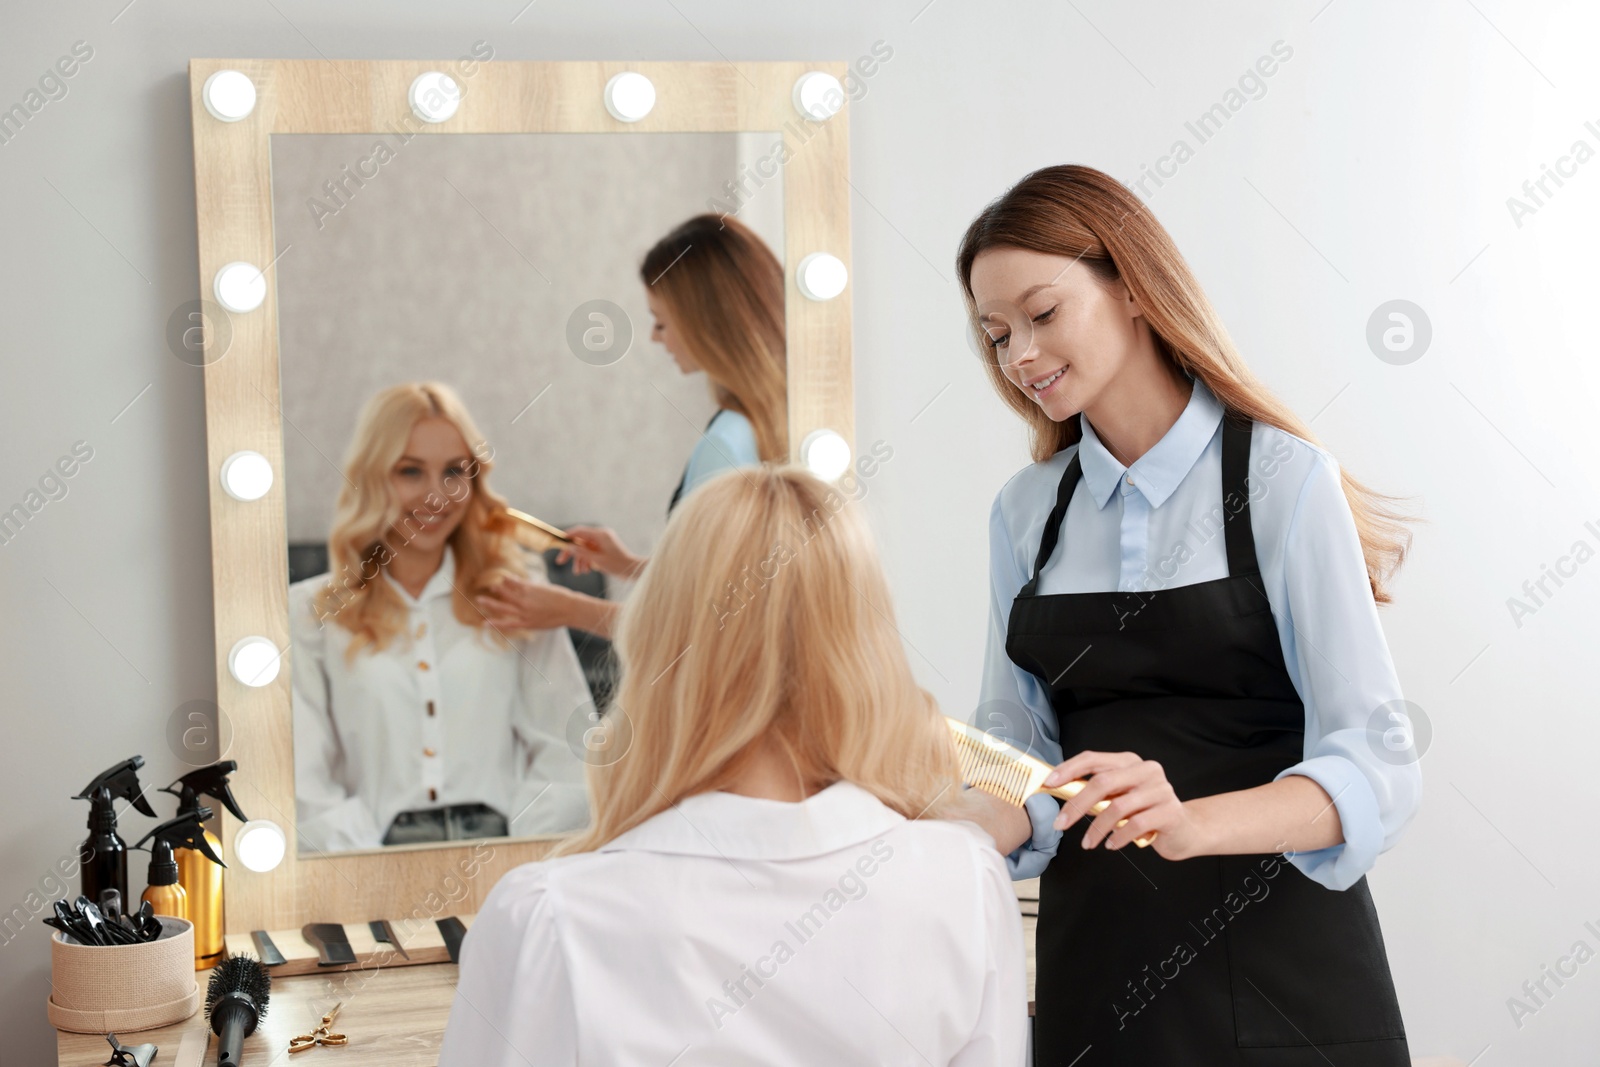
1219 859 1408 1048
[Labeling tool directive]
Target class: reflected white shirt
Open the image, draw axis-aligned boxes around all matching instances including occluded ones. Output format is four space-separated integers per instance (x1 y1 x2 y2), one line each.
438 781 1028 1066
289 546 593 852
981 377 1422 891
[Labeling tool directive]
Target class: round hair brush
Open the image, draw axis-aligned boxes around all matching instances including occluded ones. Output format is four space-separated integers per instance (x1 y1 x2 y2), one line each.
205 954 271 1065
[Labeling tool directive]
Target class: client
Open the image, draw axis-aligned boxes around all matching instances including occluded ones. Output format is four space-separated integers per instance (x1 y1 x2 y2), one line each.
438 465 1028 1065
290 381 592 852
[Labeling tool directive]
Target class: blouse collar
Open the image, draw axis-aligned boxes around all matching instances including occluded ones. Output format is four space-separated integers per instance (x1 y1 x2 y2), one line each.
1077 376 1224 510
597 780 907 861
385 544 457 607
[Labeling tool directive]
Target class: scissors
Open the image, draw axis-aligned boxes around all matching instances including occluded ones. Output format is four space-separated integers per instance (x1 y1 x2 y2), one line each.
288 1001 349 1053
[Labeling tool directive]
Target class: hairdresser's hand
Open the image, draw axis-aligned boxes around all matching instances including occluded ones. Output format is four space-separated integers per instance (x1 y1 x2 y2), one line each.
1047 750 1206 861
475 576 577 633
557 525 645 580
944 786 1034 855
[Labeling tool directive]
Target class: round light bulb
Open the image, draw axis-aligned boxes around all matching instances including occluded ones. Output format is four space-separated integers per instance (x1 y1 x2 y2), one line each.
604 72 656 122
792 71 846 121
202 70 257 122
409 70 461 124
797 252 849 301
213 262 267 314
234 820 287 872
220 450 273 502
802 429 852 481
229 636 282 688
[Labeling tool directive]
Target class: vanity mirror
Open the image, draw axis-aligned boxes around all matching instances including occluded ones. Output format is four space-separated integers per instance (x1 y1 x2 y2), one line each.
189 58 853 934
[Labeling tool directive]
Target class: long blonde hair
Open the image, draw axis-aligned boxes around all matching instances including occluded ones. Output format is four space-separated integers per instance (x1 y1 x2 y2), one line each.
552 466 961 856
311 382 528 657
956 164 1414 603
640 214 789 463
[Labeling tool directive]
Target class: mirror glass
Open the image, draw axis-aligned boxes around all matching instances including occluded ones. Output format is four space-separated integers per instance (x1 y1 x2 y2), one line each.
269 131 786 856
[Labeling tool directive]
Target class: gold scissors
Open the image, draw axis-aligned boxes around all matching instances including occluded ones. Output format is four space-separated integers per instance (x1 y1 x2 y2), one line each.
288 1001 349 1053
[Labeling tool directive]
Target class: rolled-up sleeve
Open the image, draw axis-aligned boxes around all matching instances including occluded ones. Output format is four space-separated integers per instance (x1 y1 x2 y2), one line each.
978 488 1066 880
1271 452 1423 890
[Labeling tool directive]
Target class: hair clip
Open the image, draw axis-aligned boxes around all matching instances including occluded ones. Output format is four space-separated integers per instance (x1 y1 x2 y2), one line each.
103 1033 157 1067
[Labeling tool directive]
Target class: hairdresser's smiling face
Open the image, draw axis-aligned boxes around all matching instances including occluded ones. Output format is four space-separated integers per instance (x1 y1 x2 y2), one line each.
646 289 699 374
968 248 1145 423
388 417 474 554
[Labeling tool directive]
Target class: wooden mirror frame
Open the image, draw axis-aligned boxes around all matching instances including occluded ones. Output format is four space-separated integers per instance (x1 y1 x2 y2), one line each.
188 57 853 935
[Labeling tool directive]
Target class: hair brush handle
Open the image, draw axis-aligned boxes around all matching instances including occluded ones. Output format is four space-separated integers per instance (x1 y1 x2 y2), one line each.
1042 781 1159 848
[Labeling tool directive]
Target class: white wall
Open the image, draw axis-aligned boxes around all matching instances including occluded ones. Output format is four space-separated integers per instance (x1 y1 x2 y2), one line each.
1 1 1596 1063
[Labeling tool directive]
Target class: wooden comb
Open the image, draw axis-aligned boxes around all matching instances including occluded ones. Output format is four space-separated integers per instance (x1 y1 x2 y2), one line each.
504 506 575 546
945 716 1157 848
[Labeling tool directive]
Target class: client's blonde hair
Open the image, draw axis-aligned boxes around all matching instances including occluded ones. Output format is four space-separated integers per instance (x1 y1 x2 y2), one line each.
311 381 527 658
553 466 961 855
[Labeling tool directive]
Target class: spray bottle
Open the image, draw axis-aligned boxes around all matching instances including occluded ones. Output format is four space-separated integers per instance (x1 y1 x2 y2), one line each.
161 763 244 969
141 839 187 921
73 756 159 904
134 807 221 924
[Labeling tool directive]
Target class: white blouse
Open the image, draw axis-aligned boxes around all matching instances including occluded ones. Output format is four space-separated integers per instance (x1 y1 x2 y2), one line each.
289 546 594 852
983 377 1423 891
438 781 1028 1066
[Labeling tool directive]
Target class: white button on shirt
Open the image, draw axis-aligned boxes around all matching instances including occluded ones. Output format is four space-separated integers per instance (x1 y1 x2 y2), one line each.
437 781 1029 1066
982 377 1422 891
290 546 594 851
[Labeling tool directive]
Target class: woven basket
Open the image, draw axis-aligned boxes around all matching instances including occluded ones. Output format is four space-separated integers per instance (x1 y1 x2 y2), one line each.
47 916 200 1033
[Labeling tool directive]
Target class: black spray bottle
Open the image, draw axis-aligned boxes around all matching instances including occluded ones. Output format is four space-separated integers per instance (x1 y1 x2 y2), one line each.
73 756 159 904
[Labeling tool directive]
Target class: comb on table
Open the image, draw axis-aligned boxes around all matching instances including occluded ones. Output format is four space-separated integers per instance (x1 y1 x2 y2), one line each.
945 717 1158 848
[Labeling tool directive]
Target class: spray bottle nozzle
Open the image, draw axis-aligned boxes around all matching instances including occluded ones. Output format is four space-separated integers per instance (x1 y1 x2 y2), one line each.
134 806 226 869
75 756 158 819
161 760 248 823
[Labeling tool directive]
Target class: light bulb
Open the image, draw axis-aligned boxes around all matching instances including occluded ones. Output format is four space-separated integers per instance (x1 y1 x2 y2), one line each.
793 71 845 121
604 72 656 122
797 252 848 301
203 70 256 122
802 429 852 481
228 636 282 688
213 262 267 314
220 451 273 502
234 820 287 872
409 71 461 124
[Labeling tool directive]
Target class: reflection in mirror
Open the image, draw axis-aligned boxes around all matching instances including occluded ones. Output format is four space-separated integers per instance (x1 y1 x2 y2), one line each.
270 132 787 855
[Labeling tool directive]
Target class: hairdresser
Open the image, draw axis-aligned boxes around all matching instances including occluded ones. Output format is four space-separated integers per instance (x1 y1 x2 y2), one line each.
475 213 787 639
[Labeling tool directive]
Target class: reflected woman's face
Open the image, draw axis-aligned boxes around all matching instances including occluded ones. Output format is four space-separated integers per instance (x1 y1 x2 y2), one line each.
646 289 699 374
387 416 474 555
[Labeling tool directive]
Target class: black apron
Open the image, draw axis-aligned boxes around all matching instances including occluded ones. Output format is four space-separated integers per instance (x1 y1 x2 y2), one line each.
1009 413 1409 1065
667 410 722 516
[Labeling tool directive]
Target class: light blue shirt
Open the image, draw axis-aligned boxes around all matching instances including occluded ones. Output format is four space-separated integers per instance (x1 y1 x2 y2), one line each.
679 408 760 501
981 377 1421 891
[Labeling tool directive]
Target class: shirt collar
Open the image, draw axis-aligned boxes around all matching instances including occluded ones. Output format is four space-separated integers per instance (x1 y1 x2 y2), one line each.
1077 376 1223 510
597 780 906 861
386 544 457 607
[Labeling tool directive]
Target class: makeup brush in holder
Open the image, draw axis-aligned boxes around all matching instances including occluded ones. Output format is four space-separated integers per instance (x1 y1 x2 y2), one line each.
944 716 1158 847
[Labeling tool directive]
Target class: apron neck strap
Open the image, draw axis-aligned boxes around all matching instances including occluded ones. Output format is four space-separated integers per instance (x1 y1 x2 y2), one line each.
1220 413 1261 578
1019 451 1082 597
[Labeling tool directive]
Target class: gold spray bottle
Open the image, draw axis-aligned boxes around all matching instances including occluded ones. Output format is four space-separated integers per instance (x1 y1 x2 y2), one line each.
160 763 245 970
133 807 221 928
140 839 187 920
